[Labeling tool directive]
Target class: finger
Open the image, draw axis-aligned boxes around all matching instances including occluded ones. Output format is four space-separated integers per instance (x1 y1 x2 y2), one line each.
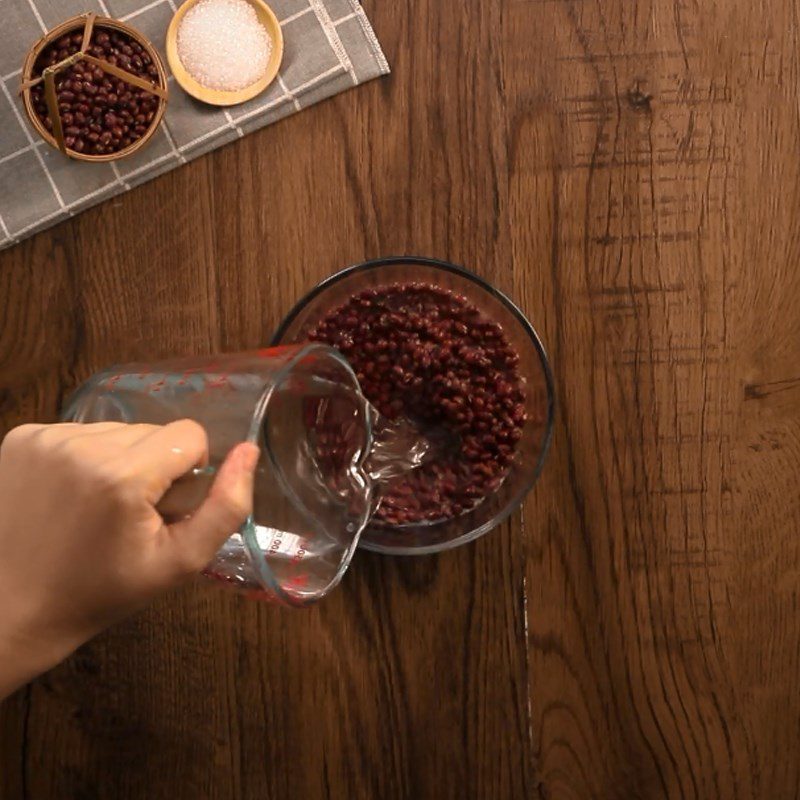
5 421 159 450
38 424 172 470
1 422 84 456
26 422 145 449
0 423 47 449
69 422 162 446
57 422 128 435
165 442 259 574
121 419 210 501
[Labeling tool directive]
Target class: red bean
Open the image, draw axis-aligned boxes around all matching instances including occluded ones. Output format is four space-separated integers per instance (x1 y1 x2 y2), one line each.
306 282 527 525
32 24 161 156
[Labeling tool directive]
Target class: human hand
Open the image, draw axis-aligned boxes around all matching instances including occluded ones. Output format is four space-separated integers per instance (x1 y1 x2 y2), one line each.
0 421 258 699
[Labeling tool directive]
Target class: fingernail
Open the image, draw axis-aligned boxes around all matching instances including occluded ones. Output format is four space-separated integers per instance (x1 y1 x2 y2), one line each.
238 442 260 472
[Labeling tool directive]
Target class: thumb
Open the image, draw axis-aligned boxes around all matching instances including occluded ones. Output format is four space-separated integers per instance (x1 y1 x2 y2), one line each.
166 442 260 574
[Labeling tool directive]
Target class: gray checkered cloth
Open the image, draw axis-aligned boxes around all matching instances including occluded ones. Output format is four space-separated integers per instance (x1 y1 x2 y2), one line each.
0 0 388 250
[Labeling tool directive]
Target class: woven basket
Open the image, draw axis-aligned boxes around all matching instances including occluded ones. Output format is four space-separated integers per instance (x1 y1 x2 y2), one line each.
20 13 169 162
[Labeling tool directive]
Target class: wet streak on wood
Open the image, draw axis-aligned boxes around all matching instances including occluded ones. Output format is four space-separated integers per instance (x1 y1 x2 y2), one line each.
1 0 799 798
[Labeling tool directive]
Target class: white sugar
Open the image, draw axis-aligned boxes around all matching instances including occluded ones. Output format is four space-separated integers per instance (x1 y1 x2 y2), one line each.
177 0 272 92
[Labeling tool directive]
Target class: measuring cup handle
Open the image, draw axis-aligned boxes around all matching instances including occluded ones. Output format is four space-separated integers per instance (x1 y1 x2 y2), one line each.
155 465 217 522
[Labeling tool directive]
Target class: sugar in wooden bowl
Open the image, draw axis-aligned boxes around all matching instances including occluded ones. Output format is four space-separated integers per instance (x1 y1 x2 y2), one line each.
166 0 283 106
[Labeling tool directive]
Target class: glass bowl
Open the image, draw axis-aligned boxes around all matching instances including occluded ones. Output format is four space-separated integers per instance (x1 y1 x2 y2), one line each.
271 256 555 555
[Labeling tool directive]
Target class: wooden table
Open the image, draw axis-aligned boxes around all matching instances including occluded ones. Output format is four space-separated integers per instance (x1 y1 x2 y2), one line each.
2 0 800 797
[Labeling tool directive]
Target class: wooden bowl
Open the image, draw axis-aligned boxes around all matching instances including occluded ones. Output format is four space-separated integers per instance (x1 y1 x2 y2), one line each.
166 0 283 106
21 14 168 162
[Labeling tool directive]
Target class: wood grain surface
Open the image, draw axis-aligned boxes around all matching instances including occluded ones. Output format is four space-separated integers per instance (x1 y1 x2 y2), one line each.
2 0 800 797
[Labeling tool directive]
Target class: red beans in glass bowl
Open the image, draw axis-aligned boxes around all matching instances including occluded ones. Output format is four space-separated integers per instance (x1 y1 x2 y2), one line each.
21 15 168 161
271 257 555 555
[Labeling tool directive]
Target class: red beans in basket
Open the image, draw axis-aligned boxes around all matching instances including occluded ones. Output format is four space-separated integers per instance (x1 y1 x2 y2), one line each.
30 27 160 156
308 282 527 525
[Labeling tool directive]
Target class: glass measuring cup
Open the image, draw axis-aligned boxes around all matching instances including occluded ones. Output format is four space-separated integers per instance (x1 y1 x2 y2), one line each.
61 345 376 606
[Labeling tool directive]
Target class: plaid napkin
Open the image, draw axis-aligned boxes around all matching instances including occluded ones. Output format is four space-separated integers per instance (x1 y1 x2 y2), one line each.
0 0 388 250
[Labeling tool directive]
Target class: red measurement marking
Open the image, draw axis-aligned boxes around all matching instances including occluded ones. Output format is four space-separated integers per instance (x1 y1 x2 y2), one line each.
256 346 293 357
147 379 166 393
206 374 230 389
104 374 122 388
290 539 308 564
286 573 309 589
